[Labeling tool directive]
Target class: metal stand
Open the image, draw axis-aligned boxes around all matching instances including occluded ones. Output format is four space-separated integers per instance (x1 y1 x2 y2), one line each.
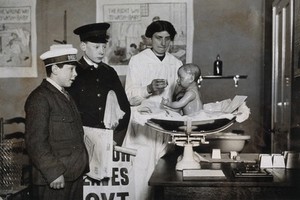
146 118 236 171
174 119 207 170
176 143 201 170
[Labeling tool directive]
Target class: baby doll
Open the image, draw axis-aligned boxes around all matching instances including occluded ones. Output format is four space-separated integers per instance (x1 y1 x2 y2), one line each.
161 63 203 115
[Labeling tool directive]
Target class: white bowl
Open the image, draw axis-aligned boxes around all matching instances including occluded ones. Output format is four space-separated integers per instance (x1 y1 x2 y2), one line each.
196 132 250 153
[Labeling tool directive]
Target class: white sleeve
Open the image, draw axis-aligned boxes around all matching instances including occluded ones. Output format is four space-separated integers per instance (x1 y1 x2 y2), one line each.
125 56 151 106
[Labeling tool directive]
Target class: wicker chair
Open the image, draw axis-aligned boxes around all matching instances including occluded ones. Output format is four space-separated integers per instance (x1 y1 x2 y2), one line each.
0 117 31 199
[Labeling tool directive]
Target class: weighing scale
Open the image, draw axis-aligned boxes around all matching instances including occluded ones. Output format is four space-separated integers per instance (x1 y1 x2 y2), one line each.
146 117 236 170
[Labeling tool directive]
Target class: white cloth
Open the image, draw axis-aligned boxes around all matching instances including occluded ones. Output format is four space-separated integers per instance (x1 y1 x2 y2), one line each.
132 98 252 126
125 48 183 106
123 49 182 200
235 102 251 123
104 90 125 129
83 126 113 180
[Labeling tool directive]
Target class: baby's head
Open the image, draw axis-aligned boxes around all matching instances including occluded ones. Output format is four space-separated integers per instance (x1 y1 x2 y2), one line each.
177 63 201 88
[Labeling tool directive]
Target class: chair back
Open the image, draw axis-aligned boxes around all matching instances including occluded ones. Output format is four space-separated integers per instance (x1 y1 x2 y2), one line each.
0 116 28 191
0 117 26 142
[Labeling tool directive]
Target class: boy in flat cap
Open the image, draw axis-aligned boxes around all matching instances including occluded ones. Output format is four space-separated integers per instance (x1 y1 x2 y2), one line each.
24 44 89 200
68 23 131 146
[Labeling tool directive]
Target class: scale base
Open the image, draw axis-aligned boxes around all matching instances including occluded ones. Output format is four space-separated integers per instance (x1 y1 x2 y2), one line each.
176 159 201 171
176 143 203 171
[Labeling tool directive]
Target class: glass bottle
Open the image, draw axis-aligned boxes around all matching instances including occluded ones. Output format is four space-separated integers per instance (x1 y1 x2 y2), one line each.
213 54 223 76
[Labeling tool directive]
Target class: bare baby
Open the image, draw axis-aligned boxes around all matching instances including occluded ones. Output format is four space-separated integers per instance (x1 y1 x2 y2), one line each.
161 63 203 115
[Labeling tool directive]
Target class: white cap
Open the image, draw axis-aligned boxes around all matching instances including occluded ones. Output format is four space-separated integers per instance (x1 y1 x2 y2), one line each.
40 44 78 67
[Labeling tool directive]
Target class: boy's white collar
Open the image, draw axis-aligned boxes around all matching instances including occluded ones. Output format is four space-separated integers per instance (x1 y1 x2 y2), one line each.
84 56 98 68
46 77 63 92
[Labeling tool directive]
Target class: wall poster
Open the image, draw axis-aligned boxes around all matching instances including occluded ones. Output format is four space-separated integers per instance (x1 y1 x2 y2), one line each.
0 0 37 78
83 150 135 200
96 0 194 75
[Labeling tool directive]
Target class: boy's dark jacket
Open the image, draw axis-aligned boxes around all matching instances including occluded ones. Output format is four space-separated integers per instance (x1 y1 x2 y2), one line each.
25 80 89 185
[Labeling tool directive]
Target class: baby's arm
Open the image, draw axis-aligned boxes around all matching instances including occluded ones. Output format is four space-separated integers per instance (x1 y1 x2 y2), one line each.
172 84 184 101
163 90 196 109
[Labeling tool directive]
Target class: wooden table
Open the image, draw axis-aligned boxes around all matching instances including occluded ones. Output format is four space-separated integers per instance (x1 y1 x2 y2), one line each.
148 152 300 200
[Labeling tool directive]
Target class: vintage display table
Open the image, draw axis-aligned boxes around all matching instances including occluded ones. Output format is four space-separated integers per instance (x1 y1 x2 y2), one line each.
149 152 300 200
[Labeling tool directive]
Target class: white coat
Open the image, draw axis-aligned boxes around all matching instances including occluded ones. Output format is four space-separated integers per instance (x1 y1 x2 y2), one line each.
125 48 183 105
123 48 182 200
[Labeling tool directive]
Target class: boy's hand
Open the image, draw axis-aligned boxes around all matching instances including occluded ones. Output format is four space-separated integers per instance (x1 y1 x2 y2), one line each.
50 175 65 189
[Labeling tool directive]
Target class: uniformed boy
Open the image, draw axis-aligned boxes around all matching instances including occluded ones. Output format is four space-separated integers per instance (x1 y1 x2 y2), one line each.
68 23 131 146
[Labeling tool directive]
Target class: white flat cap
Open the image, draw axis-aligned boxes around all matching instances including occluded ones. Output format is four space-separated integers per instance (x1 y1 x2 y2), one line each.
40 44 78 67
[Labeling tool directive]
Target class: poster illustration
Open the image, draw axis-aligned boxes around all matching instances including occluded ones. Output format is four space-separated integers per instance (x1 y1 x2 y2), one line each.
0 0 37 78
96 0 193 75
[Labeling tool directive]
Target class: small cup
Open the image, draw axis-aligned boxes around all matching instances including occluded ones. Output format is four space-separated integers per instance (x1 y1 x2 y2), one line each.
285 152 300 169
272 154 285 168
212 149 221 159
259 154 272 168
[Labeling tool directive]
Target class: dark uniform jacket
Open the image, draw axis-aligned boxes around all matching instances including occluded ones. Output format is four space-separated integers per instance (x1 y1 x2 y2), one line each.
67 57 131 132
25 80 89 185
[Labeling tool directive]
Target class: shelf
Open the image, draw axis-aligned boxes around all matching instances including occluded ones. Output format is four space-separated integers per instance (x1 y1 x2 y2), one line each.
198 75 248 87
201 75 248 79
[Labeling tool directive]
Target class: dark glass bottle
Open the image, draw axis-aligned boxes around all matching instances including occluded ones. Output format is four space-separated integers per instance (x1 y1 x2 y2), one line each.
213 54 223 76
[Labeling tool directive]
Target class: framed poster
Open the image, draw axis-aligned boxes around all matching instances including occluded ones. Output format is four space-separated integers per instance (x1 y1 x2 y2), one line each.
96 0 194 75
0 0 37 78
